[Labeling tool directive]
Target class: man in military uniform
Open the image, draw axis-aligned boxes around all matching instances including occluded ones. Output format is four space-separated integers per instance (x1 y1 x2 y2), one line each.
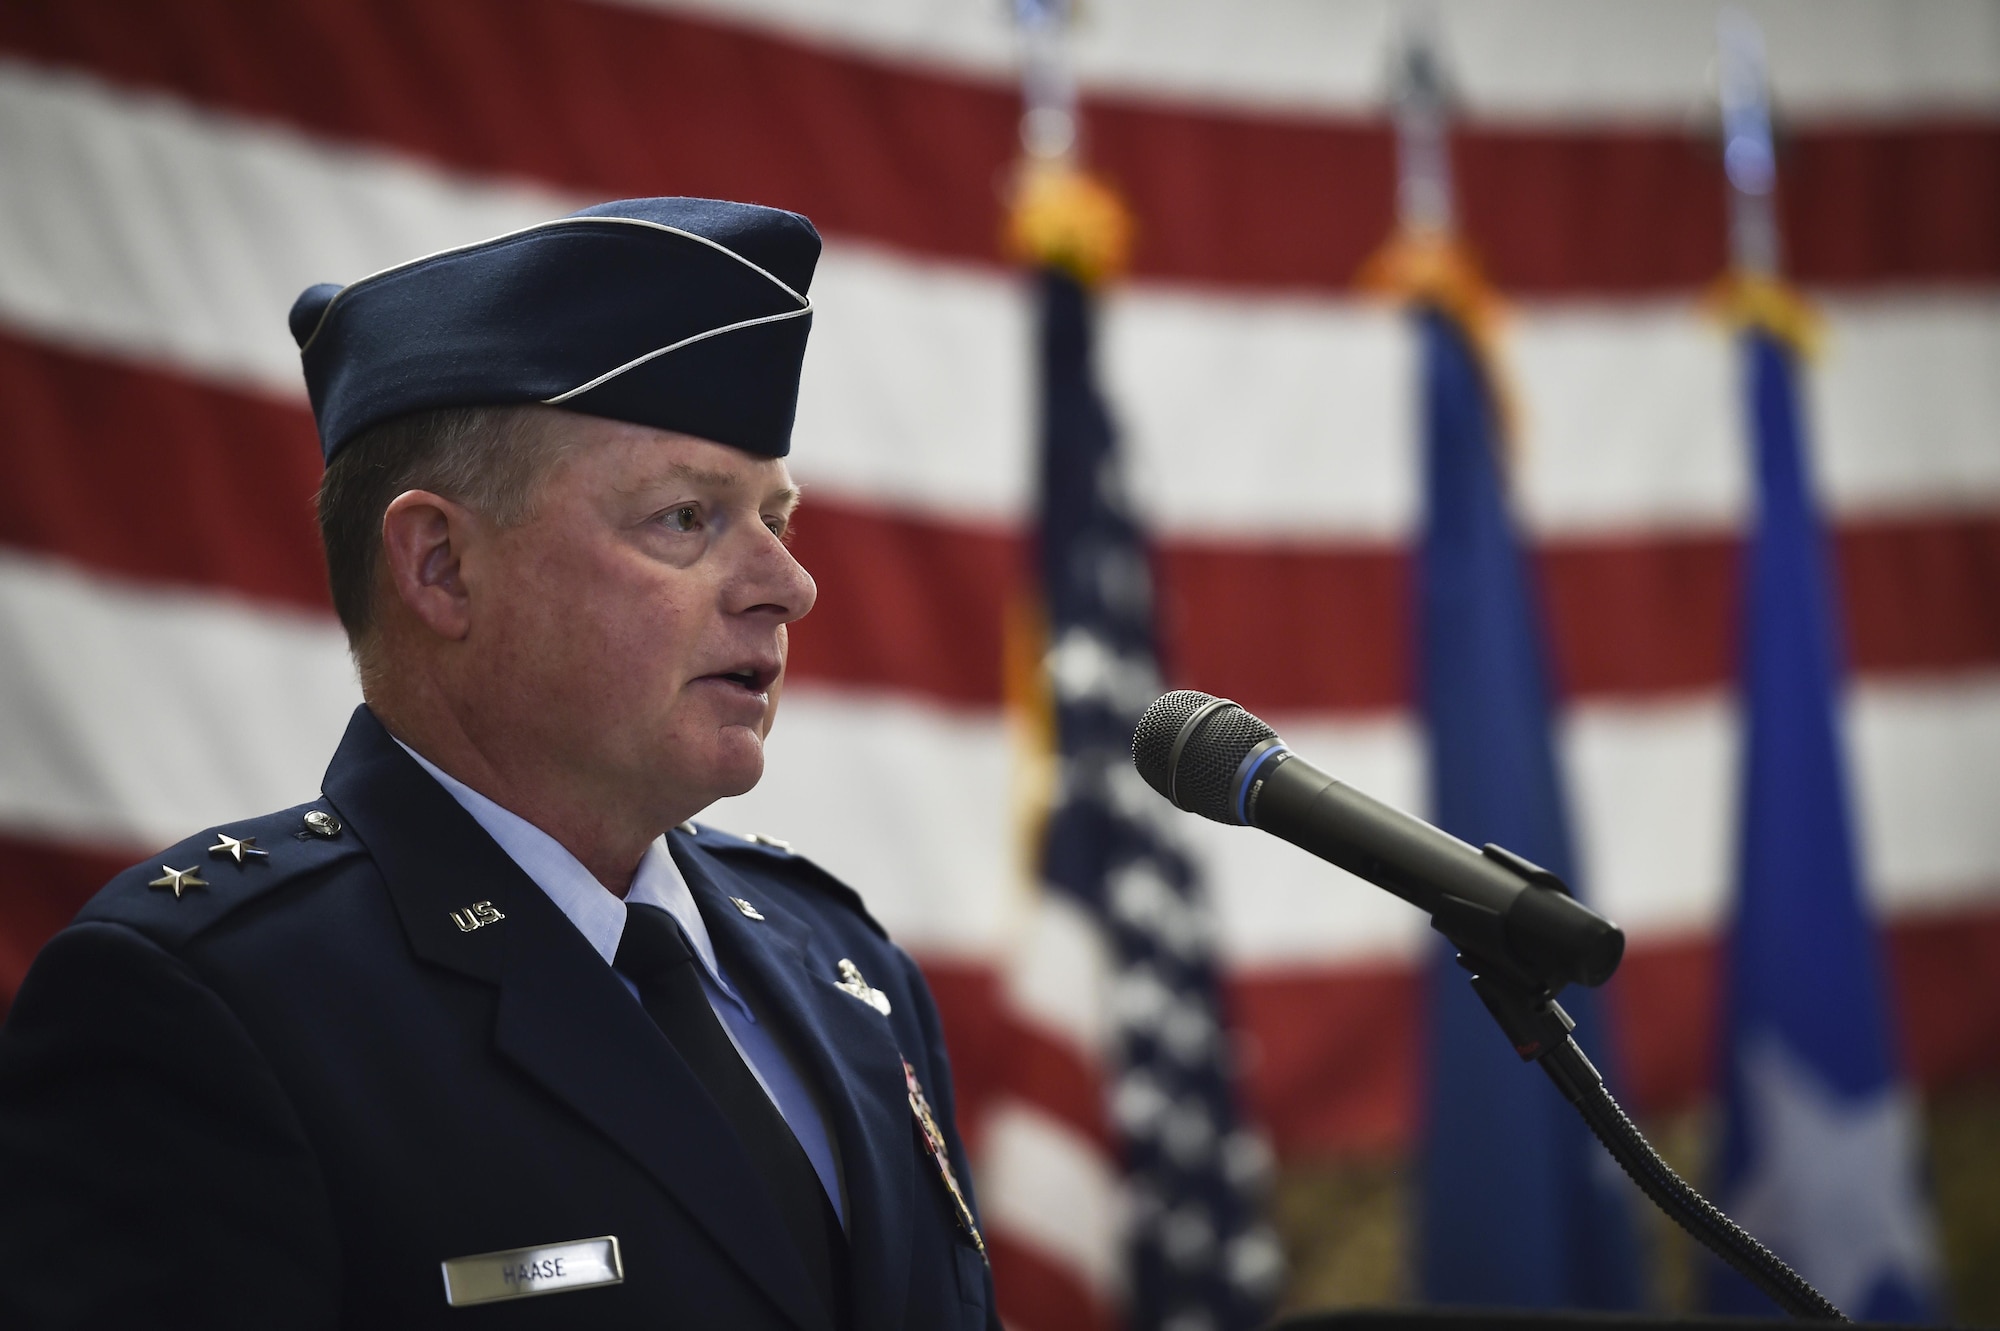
0 197 995 1330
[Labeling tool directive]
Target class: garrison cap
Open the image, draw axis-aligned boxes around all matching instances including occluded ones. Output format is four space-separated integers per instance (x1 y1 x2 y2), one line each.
289 197 820 463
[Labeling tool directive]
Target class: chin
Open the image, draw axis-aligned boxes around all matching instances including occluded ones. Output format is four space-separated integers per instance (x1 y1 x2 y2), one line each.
695 729 768 800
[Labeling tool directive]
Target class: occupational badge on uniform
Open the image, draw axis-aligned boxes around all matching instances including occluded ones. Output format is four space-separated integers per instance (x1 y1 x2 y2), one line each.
439 1235 623 1306
146 864 208 899
834 958 891 1015
207 832 268 865
729 896 766 921
903 1058 986 1260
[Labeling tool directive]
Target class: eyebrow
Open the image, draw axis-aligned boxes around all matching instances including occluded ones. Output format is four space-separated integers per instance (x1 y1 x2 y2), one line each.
651 463 802 511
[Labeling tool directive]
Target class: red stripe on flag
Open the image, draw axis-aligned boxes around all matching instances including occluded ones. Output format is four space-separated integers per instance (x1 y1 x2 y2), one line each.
5 335 1999 709
786 501 1017 709
905 961 1116 1160
1226 962 1418 1157
1156 540 1409 712
1839 515 2000 675
1222 908 2000 1156
0 833 134 1020
1602 937 1721 1117
0 330 329 613
5 822 1998 1152
995 1021 1115 1153
1539 534 1737 700
1603 912 2000 1121
1 0 1995 292
1887 907 2000 1094
986 1232 1120 1331
898 960 1006 1160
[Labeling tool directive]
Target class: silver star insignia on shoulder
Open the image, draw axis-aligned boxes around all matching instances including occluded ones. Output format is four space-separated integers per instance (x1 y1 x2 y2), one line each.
729 896 766 921
835 958 892 1016
147 864 208 899
207 832 268 865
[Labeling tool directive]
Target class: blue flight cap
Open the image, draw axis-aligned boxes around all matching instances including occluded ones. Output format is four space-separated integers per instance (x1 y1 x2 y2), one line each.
290 197 820 463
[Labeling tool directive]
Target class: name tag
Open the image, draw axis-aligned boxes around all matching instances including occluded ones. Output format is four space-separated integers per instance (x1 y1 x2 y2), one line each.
440 1235 623 1306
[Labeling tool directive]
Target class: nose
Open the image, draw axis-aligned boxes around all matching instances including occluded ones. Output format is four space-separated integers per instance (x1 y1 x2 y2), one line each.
735 522 817 625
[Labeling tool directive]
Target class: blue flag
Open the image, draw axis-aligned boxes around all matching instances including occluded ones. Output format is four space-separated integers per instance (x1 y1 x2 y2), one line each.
1708 328 1939 1320
1414 307 1643 1309
1032 269 1281 1331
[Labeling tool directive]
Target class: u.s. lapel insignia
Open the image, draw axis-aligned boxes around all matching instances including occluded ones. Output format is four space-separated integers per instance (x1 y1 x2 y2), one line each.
904 1058 986 1259
834 958 891 1016
729 896 766 921
207 832 268 865
147 864 208 899
449 900 506 933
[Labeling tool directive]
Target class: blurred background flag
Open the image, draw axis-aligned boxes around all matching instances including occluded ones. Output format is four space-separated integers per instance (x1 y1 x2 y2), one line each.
1361 17 1642 1311
979 6 1283 1327
1707 12 1941 1319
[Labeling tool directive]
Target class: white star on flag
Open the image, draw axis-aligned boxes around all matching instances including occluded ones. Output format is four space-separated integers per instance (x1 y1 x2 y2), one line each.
1729 1036 1939 1314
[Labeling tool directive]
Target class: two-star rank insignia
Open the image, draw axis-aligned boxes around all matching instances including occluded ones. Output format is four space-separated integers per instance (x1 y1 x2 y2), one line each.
904 1058 986 1260
207 832 268 865
147 864 208 899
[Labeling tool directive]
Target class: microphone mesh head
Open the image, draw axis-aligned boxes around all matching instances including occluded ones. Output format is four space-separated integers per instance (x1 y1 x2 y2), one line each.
1132 691 1214 802
1172 702 1278 824
1132 690 1279 824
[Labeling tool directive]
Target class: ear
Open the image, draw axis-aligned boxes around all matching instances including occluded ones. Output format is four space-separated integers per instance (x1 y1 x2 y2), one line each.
380 490 477 641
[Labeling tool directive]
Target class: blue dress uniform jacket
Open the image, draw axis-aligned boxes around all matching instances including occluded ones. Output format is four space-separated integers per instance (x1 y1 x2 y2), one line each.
0 707 997 1331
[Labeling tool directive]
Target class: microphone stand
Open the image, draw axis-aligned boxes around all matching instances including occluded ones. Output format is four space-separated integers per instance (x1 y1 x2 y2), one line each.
1437 850 1846 1322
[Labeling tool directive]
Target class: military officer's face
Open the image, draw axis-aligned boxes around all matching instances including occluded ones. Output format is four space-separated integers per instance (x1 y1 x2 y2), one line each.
466 415 814 817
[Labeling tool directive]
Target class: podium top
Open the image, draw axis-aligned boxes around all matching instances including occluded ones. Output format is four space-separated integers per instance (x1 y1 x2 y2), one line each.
1269 1310 1944 1331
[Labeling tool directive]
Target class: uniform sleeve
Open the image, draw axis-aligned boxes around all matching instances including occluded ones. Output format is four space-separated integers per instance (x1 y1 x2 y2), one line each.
0 921 342 1330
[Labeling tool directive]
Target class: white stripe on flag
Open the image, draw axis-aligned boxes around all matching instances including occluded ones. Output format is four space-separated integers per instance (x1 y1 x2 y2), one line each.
4 59 2000 537
1001 890 1116 1062
706 687 1025 960
1849 675 2000 914
0 57 571 401
610 0 2000 120
980 1101 1127 1300
0 551 358 848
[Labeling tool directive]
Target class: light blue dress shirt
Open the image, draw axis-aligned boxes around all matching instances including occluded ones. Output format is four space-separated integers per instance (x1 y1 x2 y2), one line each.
395 741 846 1226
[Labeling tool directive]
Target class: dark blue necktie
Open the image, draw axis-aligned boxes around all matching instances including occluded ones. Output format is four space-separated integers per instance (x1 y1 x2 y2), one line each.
615 903 848 1327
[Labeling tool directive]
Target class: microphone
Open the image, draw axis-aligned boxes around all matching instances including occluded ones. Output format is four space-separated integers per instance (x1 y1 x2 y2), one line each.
1132 690 1623 990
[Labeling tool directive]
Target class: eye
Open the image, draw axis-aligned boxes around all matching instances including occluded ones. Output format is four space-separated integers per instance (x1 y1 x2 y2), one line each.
660 504 701 533
764 514 791 540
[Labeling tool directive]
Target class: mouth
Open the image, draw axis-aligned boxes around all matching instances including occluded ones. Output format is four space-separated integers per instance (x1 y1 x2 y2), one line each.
698 661 780 696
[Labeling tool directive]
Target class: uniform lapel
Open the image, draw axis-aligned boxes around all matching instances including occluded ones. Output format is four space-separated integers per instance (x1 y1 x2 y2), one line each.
318 708 830 1331
672 834 918 1331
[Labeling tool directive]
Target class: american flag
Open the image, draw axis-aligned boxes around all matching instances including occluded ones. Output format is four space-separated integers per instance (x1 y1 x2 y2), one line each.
1022 265 1280 1330
1 3 1997 1327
